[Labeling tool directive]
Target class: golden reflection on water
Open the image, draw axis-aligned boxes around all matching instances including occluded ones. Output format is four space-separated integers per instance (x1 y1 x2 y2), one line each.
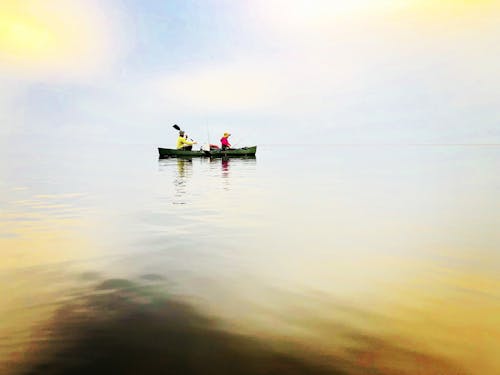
195 257 500 374
0 192 92 270
381 261 500 374
0 189 96 373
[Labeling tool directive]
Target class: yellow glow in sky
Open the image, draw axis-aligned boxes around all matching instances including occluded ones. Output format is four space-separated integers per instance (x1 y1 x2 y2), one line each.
0 0 119 79
0 9 57 59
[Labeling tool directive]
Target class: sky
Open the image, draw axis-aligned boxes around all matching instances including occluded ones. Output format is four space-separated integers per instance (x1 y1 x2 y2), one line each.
0 0 499 146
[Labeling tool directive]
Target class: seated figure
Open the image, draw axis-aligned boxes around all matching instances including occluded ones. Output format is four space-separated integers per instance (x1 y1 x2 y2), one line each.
220 132 231 150
176 131 196 150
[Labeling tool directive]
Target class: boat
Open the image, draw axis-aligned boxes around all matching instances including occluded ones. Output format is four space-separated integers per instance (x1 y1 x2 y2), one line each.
158 146 257 159
158 148 206 158
209 146 257 158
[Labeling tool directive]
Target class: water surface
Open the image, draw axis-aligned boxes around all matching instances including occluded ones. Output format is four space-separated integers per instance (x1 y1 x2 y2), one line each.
1 143 499 374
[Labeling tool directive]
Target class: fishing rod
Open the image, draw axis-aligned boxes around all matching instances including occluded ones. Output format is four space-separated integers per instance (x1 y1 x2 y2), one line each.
206 120 210 145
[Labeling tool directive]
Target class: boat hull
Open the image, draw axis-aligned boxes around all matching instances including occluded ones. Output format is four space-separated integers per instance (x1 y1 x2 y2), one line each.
209 146 257 158
158 148 206 158
158 146 257 158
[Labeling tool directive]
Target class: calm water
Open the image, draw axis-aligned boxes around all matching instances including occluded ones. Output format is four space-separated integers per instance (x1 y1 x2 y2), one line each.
1 143 499 374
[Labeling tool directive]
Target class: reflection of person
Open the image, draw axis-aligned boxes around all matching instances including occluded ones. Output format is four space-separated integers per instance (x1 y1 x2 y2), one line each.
221 158 230 184
222 158 229 173
177 159 190 178
220 132 232 150
176 131 197 150
174 159 192 204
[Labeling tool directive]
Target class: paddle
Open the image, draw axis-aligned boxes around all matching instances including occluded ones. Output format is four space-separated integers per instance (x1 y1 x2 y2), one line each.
172 124 195 142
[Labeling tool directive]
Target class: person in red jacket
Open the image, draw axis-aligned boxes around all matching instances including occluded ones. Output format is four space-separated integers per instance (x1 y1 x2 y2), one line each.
220 132 232 150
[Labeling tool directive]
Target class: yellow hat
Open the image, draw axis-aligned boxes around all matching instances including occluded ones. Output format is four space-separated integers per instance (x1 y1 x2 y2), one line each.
223 132 231 137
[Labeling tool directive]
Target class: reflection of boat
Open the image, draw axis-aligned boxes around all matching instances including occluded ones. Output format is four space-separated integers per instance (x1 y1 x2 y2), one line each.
158 146 257 159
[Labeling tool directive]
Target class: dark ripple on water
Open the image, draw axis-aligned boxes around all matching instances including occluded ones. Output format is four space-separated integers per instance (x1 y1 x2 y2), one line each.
3 273 463 375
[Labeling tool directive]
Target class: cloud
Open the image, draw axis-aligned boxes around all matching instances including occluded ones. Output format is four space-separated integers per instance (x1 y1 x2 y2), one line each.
251 0 412 35
151 62 284 112
145 62 358 119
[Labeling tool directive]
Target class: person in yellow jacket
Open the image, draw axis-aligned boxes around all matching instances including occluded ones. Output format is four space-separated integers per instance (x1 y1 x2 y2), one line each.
176 131 197 150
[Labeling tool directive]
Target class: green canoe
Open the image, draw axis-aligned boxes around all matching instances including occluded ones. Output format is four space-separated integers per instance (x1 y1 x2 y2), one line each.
158 146 257 159
158 148 206 158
